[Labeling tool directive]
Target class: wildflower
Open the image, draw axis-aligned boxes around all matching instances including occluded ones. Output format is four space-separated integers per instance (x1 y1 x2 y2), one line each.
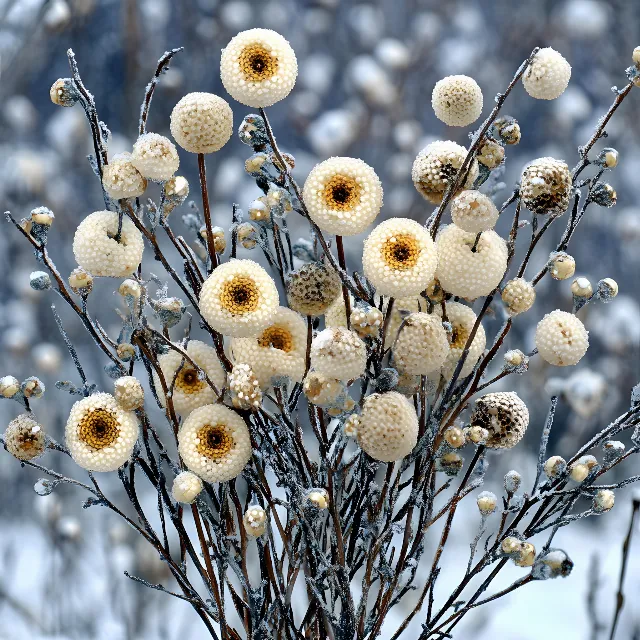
392 312 450 375
548 252 575 280
593 489 615 513
522 48 571 100
4 414 46 461
436 301 487 379
0 376 20 399
535 310 589 366
230 307 307 388
286 262 342 316
310 328 367 381
363 218 438 297
571 277 593 298
436 226 508 300
303 372 347 408
131 133 179 182
199 259 279 337
476 139 505 169
102 153 147 200
113 376 144 411
350 304 383 339
432 75 483 127
177 404 252 483
476 491 497 515
501 278 536 315
303 157 383 236
450 190 499 233
73 211 144 278
170 92 233 154
171 471 204 504
470 391 529 449
69 267 94 295
154 340 226 416
357 391 418 462
228 363 262 410
49 77 77 107
514 542 536 567
443 426 465 448
569 462 590 482
493 116 521 144
412 140 479 204
220 29 298 108
243 504 267 537
520 157 572 216
118 279 142 300
65 393 139 472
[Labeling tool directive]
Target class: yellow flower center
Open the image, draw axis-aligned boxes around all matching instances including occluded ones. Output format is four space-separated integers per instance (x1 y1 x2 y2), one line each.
79 408 119 450
450 322 470 349
238 43 279 82
197 424 234 460
381 234 420 270
322 175 361 211
176 367 207 395
257 325 293 352
220 276 260 315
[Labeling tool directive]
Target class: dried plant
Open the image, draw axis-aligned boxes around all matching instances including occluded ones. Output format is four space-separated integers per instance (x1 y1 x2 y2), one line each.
3 33 640 640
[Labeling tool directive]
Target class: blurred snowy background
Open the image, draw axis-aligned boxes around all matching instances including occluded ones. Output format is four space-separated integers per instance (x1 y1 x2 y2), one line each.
1 0 640 638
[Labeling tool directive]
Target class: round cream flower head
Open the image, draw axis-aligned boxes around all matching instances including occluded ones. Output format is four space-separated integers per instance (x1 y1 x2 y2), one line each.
521 157 572 216
178 403 252 483
470 391 529 449
286 262 342 316
4 413 46 461
199 259 279 337
436 301 486 379
113 376 144 411
243 504 267 537
535 310 589 366
357 391 418 462
230 306 307 389
522 47 571 100
432 75 483 127
310 327 367 381
131 133 179 182
65 392 139 472
102 153 147 200
362 218 438 297
172 471 204 504
220 28 298 108
501 278 536 316
170 92 233 154
436 225 508 299
153 340 226 416
412 141 479 204
392 312 450 375
303 157 383 236
450 190 499 233
73 210 144 277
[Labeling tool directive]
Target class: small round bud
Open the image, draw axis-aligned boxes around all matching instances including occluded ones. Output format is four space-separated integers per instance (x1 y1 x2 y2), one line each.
153 297 185 328
548 252 575 280
464 425 489 445
444 426 465 449
248 197 270 222
114 376 144 411
165 175 189 200
50 78 77 107
437 452 464 476
533 549 574 580
571 277 593 298
477 491 497 515
477 138 505 169
343 414 360 437
0 375 21 399
493 116 521 145
597 148 619 169
593 489 615 513
597 278 618 301
22 376 45 399
69 267 93 296
634 46 640 68
245 152 269 175
590 182 617 208
514 542 536 567
117 343 136 362
119 279 142 300
603 440 625 463
580 455 598 470
501 537 523 557
243 504 268 537
543 456 566 479
30 271 51 291
200 226 226 254
171 471 203 504
237 222 258 250
569 462 590 483
238 114 269 148
504 470 522 494
501 278 536 316
504 349 525 368
306 488 329 510
4 414 46 461
350 305 383 339
31 206 55 226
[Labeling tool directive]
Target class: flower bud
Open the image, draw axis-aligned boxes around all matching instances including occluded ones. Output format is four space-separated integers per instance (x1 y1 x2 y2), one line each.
596 278 618 302
603 440 625 463
548 252 575 280
477 491 497 515
571 277 593 298
306 488 329 510
119 279 142 300
437 452 464 476
0 375 21 398
633 46 640 68
50 78 78 107
248 197 269 222
444 426 465 448
464 425 489 445
590 182 617 208
514 542 536 567
22 376 45 399
69 267 93 296
544 455 567 479
597 147 619 169
30 271 51 291
501 537 523 556
243 504 268 537
593 489 615 513
237 222 258 249
504 470 522 494
569 462 590 483
117 343 136 362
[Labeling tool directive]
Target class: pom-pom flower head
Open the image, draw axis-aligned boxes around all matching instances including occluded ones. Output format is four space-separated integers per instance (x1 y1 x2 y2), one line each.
522 47 571 100
73 210 144 278
199 259 279 337
362 218 438 297
357 391 419 462
310 328 367 382
412 141 479 204
501 278 536 316
470 391 529 449
153 340 226 416
172 471 204 504
231 306 307 389
102 153 147 200
303 157 383 236
521 157 572 216
450 190 499 233
432 75 483 127
220 29 297 108
178 404 252 483
65 393 139 472
131 133 179 181
4 414 46 461
436 225 508 299
392 312 450 375
535 310 589 366
170 92 233 154
286 262 342 316
113 376 144 411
